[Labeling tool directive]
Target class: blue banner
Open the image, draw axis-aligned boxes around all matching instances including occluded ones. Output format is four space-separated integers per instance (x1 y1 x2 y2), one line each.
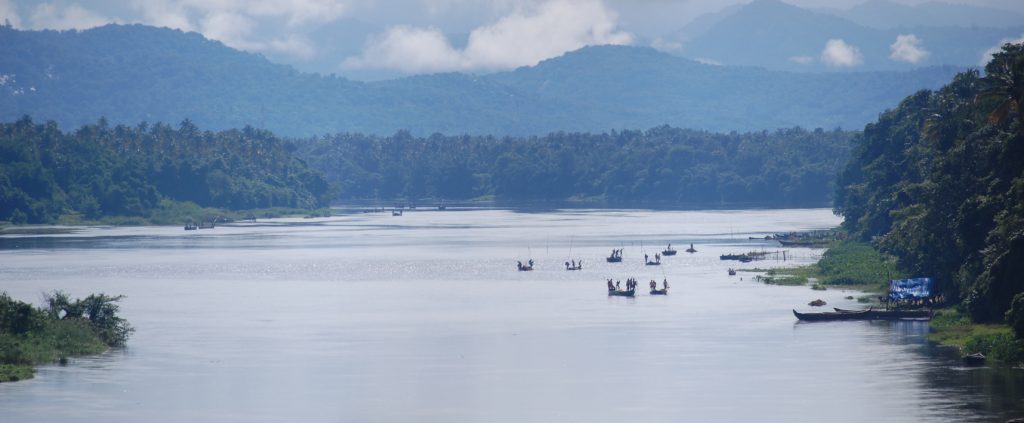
889 278 934 301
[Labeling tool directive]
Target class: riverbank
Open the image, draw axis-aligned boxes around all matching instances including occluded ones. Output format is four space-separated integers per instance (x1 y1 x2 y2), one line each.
0 199 333 229
0 292 132 383
748 240 1024 365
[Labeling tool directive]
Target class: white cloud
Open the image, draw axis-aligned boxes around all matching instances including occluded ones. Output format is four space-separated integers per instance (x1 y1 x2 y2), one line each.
30 3 114 30
695 57 721 66
121 0 349 60
820 38 862 68
980 35 1024 66
342 0 633 73
889 34 928 64
0 0 21 28
788 55 814 65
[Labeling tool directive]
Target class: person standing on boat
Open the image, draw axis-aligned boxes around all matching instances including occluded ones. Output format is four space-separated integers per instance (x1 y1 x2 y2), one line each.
663 279 669 290
649 280 657 290
616 280 621 290
607 279 614 292
644 254 649 263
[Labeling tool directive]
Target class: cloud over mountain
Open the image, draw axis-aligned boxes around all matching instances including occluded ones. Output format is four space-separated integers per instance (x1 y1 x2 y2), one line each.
342 0 632 73
821 39 862 68
889 34 928 64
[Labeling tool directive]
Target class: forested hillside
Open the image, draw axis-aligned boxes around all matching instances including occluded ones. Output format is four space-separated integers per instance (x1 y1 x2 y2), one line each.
0 117 329 224
834 43 1024 328
297 127 853 206
0 24 959 136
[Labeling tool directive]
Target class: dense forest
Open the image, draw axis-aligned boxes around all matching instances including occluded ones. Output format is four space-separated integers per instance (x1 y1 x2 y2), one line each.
0 24 959 136
297 127 853 206
834 43 1024 332
0 117 329 224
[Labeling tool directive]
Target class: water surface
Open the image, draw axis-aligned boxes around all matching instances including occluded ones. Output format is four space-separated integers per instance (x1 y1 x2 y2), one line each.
1 208 1022 422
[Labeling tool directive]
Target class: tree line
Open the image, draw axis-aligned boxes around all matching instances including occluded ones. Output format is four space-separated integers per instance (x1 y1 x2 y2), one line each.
295 127 854 207
834 43 1024 334
0 117 330 223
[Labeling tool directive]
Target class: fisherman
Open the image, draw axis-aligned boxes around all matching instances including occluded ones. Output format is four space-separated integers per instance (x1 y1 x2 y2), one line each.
616 280 621 290
565 261 570 270
517 261 523 270
649 280 657 290
578 260 582 269
644 254 649 263
663 279 669 290
571 259 576 268
607 279 615 291
528 259 534 267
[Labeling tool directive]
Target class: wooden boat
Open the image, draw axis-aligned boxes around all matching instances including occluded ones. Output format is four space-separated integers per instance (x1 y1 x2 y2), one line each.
650 289 668 295
608 289 635 297
606 256 622 263
645 261 661 266
793 309 871 321
184 223 198 230
796 308 934 321
728 268 736 276
564 262 582 271
833 308 933 320
392 209 403 216
962 352 986 366
685 243 697 253
662 244 677 256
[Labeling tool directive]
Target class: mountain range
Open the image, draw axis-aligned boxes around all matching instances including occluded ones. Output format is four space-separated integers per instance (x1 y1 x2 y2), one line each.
1 24 962 137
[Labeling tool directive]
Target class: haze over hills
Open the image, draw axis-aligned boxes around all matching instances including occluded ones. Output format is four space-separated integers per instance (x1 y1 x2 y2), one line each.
824 0 1024 30
0 24 961 137
667 0 1023 72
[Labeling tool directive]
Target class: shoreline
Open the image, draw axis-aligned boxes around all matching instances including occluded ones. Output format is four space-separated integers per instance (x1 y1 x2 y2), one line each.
748 240 1024 365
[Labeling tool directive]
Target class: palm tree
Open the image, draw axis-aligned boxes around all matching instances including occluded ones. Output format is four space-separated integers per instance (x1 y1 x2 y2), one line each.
977 43 1024 125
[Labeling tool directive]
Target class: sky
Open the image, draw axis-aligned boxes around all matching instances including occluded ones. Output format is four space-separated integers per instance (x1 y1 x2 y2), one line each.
2 0 1023 76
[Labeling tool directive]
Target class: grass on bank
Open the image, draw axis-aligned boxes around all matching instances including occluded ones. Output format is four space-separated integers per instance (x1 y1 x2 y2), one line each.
0 292 132 382
746 238 1024 365
742 240 903 293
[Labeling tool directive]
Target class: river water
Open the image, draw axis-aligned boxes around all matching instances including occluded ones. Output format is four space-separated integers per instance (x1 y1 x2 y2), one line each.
1 208 1022 422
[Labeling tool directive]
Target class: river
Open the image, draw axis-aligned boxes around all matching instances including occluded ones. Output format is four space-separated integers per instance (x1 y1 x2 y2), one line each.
1 208 1022 422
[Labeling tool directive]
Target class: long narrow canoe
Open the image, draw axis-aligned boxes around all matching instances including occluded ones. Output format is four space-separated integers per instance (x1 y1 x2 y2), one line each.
796 308 933 321
608 290 635 297
834 308 933 320
650 289 668 295
793 309 871 321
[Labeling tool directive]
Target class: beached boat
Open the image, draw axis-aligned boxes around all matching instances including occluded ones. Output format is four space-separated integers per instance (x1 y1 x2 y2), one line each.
833 308 933 320
608 290 635 297
796 308 933 321
792 309 871 321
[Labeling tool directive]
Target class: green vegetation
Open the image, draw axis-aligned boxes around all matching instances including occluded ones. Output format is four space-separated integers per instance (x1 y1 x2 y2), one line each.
829 42 1024 362
834 42 1024 323
745 240 902 292
929 309 1024 364
0 117 330 224
0 291 132 382
298 126 853 205
0 25 960 136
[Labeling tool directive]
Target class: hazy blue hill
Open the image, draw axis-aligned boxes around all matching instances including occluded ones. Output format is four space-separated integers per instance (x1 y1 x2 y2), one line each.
675 0 1023 71
836 0 1024 30
489 45 960 131
1 24 959 136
